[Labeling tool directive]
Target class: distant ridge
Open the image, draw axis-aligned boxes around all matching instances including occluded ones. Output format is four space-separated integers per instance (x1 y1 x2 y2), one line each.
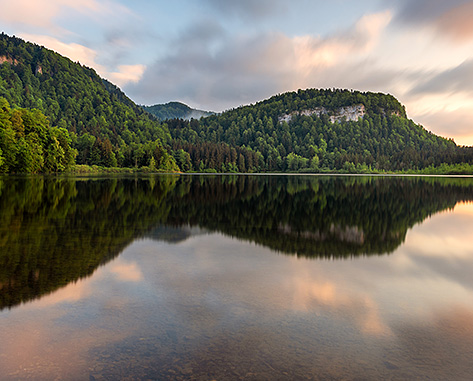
143 101 214 121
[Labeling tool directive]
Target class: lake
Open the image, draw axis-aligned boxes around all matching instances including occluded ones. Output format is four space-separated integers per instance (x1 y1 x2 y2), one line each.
1 174 473 380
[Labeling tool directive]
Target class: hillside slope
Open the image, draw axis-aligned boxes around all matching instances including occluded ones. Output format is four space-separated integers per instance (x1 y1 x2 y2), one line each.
0 33 177 169
169 88 473 172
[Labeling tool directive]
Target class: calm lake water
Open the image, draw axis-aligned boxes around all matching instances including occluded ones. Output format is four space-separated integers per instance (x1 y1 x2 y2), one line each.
1 174 473 380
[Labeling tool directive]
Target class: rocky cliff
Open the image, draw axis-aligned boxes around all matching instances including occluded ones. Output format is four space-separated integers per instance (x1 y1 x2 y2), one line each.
278 104 366 124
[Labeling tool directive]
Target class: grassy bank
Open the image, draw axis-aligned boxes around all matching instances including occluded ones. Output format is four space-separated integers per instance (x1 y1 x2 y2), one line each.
66 163 473 176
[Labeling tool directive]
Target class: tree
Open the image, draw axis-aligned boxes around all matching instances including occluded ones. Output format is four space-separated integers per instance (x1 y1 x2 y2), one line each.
0 125 17 173
76 133 96 164
310 155 320 170
51 127 77 168
44 135 65 172
159 151 180 172
172 148 192 171
149 156 157 172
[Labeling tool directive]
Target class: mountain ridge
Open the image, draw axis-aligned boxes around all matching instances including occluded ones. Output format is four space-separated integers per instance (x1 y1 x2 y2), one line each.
143 101 214 121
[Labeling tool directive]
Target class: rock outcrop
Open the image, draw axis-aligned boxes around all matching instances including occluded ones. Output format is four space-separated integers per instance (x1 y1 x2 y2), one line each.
0 55 18 65
279 104 366 124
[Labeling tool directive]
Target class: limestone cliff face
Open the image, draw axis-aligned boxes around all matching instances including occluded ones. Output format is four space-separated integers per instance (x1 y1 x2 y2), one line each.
278 104 366 124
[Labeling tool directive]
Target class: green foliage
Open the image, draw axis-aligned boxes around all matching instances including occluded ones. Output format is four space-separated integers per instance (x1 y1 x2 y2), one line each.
171 140 261 173
404 162 473 175
0 97 75 173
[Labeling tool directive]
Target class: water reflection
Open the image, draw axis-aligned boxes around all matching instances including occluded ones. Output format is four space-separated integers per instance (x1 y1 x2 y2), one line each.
1 222 473 379
1 175 473 379
1 175 473 311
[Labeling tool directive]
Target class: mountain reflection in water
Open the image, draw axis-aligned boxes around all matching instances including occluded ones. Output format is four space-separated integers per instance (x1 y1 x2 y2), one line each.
1 174 472 311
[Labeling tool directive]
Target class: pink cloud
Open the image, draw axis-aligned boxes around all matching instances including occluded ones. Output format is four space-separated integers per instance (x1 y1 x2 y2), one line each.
437 2 473 42
18 34 146 87
0 0 102 34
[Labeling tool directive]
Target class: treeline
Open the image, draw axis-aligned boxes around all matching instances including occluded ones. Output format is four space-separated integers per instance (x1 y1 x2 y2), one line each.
75 133 179 172
0 95 180 173
171 141 261 173
0 97 75 173
167 89 473 172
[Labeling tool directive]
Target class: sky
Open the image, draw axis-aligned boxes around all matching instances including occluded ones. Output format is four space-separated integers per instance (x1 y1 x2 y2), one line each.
2 0 473 145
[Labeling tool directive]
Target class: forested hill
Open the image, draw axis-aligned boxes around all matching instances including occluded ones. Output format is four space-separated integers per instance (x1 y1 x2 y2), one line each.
143 101 213 121
169 89 473 172
0 33 178 170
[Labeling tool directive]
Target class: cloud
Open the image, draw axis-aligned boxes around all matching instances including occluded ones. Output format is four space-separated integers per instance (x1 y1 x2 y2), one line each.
20 33 100 67
410 59 473 96
454 202 473 215
0 0 103 34
400 59 473 142
289 277 390 336
126 11 392 110
203 0 289 21
413 108 473 143
179 18 227 46
393 0 465 23
108 64 146 87
392 0 473 42
437 2 473 41
18 34 146 87
1 0 142 84
33 279 91 307
401 208 473 291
